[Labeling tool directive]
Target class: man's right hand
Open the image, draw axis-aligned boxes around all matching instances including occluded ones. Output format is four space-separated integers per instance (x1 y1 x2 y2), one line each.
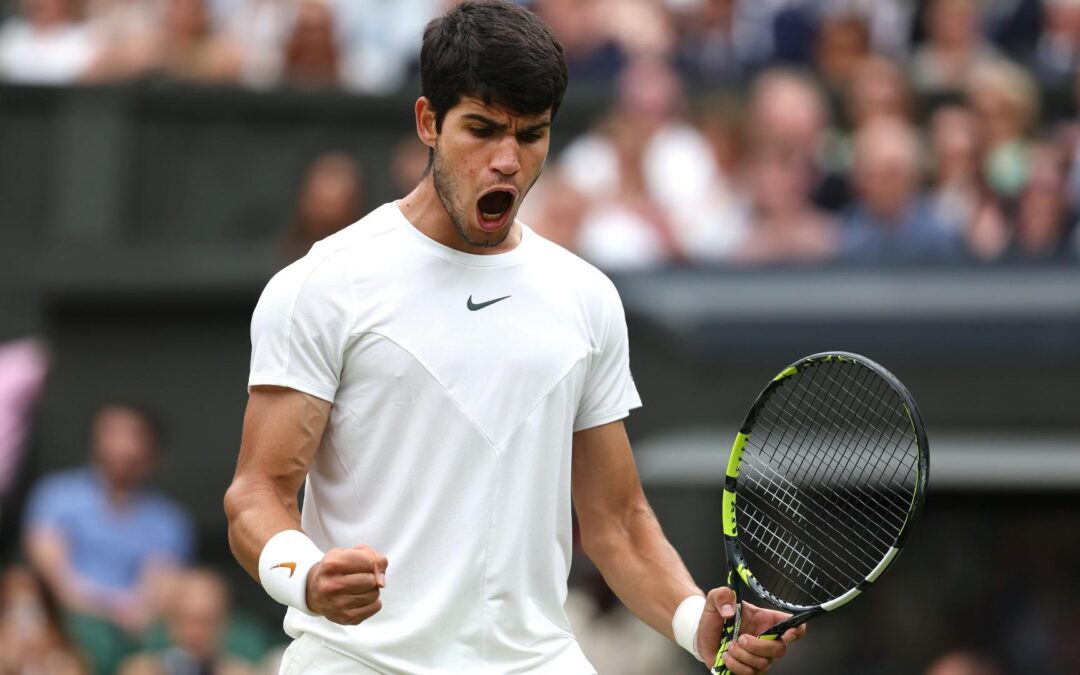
305 545 388 625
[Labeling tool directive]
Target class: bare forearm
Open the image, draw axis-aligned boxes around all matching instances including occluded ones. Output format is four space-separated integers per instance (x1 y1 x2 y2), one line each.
583 502 702 640
224 478 303 580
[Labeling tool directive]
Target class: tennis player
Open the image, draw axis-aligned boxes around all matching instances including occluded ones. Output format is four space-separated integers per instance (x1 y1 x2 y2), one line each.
224 2 805 673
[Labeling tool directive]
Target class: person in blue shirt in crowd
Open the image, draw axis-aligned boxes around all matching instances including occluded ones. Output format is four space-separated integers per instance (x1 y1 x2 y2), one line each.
841 116 966 261
22 402 194 674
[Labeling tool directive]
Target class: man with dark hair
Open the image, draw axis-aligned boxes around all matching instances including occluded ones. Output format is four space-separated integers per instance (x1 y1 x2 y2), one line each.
24 403 194 674
225 2 804 673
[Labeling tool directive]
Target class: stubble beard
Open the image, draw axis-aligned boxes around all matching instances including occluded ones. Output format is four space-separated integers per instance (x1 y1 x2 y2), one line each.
431 147 509 249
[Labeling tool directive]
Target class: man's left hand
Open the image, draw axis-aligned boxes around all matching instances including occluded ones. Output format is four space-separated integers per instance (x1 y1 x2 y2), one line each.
694 587 806 674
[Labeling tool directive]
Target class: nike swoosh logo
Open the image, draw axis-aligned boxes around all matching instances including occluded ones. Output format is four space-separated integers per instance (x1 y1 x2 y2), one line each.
467 295 511 311
271 562 297 577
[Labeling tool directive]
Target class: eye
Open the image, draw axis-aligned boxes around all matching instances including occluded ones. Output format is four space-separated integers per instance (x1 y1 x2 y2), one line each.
518 132 543 144
470 127 494 138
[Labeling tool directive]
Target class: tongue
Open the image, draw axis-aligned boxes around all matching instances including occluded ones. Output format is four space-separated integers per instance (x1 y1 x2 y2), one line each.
478 191 512 216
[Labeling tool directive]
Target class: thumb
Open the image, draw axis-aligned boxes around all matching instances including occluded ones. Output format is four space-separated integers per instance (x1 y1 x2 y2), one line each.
374 555 388 587
707 587 737 620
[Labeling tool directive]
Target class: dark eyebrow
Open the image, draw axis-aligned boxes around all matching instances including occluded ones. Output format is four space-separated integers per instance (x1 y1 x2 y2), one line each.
462 113 551 134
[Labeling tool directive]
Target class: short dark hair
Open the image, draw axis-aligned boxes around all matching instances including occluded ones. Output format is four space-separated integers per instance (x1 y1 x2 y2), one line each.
92 402 166 449
420 0 568 132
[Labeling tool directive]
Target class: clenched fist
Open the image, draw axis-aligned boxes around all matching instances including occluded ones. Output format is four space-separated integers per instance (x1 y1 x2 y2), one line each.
306 545 388 625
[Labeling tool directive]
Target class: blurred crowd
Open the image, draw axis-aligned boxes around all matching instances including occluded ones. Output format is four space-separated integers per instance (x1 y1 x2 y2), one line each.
0 384 284 674
3 0 1080 268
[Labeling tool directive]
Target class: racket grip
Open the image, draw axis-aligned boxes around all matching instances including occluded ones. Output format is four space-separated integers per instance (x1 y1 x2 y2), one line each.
711 602 742 674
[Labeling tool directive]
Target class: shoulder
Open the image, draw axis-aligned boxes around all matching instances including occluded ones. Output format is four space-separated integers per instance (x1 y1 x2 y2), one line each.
528 228 620 300
259 204 400 304
30 467 93 500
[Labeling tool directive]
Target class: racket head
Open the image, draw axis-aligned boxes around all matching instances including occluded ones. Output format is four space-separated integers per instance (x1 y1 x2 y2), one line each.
721 351 929 615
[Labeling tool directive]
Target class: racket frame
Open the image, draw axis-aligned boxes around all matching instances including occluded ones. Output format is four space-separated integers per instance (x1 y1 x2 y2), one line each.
712 352 929 674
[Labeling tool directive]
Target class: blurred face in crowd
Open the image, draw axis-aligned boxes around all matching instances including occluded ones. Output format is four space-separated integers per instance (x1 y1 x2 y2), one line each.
168 572 229 663
750 145 813 218
750 72 827 157
1016 146 1068 255
927 0 981 50
91 406 157 493
420 97 551 250
847 57 911 129
815 14 871 87
298 153 364 240
20 0 70 26
1044 0 1080 43
616 58 682 136
284 0 340 84
853 119 921 222
930 106 979 187
164 0 211 43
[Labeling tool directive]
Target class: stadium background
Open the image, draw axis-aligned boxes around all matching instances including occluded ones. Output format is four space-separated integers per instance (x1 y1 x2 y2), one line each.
0 0 1078 673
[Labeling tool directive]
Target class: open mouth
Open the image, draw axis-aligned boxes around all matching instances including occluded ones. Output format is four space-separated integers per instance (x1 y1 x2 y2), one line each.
476 190 515 232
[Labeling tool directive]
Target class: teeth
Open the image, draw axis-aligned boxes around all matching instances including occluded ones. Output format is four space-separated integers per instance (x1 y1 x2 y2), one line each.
481 211 503 221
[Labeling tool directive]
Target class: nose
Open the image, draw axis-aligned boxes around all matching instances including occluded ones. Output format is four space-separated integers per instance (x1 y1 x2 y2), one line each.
490 137 521 177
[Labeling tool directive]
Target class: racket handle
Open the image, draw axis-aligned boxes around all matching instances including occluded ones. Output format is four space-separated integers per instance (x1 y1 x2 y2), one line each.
711 600 742 675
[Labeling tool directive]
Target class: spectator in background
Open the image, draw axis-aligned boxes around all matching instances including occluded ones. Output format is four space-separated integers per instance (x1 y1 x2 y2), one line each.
844 55 912 131
23 403 194 675
691 92 746 186
0 565 87 675
674 0 769 84
732 143 838 265
560 57 743 269
924 650 1003 675
813 9 870 93
0 338 48 504
82 0 159 82
389 135 431 198
118 569 257 675
1007 142 1078 261
599 0 677 62
748 68 850 212
220 0 295 88
532 0 624 80
282 151 365 261
926 105 1010 261
153 0 243 83
910 0 999 93
519 169 590 255
1031 0 1080 87
280 0 339 88
840 117 964 261
0 0 100 84
966 58 1039 201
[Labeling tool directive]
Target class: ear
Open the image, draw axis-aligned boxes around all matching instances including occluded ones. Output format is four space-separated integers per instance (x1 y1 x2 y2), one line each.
415 97 438 150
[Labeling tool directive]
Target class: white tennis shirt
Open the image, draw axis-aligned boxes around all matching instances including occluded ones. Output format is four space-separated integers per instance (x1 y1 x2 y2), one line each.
249 203 642 674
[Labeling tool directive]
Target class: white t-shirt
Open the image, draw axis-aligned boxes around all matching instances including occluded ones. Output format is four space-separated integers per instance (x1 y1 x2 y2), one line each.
249 203 642 674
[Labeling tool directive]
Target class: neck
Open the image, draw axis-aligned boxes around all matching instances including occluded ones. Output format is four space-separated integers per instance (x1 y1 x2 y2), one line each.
397 176 521 255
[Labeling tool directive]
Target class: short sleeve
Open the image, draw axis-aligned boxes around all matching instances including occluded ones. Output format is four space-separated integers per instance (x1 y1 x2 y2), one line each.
248 258 354 402
574 283 643 431
23 474 70 532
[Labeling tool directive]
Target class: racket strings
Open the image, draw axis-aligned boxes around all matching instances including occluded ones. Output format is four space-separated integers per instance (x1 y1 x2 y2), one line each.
736 360 920 607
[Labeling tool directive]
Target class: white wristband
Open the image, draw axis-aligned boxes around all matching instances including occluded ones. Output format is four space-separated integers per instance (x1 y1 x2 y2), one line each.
672 594 707 662
258 529 325 615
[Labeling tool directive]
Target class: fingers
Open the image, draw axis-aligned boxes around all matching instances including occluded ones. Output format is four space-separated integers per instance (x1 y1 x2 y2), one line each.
307 545 389 625
781 623 806 644
723 634 786 674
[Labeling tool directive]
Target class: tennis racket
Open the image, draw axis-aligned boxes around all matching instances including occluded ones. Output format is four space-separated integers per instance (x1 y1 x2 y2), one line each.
712 351 929 674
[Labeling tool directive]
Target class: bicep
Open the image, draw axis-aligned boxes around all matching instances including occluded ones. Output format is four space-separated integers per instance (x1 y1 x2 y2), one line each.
232 385 332 498
571 420 646 538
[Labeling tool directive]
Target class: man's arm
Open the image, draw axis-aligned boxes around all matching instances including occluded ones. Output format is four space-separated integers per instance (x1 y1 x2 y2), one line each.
224 385 386 624
572 420 803 674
